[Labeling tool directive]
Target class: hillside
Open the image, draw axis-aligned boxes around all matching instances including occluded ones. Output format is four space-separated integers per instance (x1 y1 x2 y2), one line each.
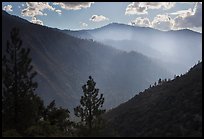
105 62 202 137
2 11 171 110
64 23 202 75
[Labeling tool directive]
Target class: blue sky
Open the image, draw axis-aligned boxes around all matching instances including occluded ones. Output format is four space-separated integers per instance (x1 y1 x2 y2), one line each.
2 2 202 32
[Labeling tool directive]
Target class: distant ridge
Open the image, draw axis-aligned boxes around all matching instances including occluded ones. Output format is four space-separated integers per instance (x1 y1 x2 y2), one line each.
64 19 201 75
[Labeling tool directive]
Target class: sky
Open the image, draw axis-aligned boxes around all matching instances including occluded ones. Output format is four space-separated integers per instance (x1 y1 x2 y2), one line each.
2 2 202 33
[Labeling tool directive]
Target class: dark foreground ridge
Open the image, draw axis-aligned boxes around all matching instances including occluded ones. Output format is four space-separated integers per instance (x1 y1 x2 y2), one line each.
105 62 202 137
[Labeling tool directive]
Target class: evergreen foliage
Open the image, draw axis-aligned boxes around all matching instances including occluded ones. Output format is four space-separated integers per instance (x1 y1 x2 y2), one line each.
2 28 73 137
74 76 106 136
2 28 44 134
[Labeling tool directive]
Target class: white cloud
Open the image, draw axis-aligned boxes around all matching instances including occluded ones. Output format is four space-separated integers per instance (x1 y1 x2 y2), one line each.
53 2 94 10
129 2 202 32
152 14 174 31
55 9 62 15
145 2 175 10
162 2 176 9
174 2 202 30
125 2 175 15
125 2 147 15
20 2 95 26
31 17 43 25
129 15 174 31
90 15 109 22
170 8 193 15
130 17 151 27
21 2 55 17
21 2 56 26
3 5 13 12
80 22 88 27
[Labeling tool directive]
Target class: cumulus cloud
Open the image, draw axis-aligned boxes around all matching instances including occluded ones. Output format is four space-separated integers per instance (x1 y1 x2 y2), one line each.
130 17 151 27
129 2 202 32
3 5 13 12
20 2 95 25
21 2 55 17
125 2 147 15
130 15 174 31
125 2 175 15
152 14 174 31
145 2 175 10
31 17 43 25
21 2 57 26
80 22 88 27
53 2 94 10
174 2 202 29
90 15 109 22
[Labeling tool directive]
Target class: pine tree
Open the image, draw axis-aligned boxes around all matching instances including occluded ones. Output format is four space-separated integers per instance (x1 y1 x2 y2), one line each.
74 76 105 136
2 28 44 134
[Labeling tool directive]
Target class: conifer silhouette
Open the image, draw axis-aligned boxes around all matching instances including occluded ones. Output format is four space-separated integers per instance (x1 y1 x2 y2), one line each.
74 76 105 136
2 27 43 134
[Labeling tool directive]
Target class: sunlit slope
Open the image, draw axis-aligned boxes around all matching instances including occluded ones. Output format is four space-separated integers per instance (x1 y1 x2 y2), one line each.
2 11 172 110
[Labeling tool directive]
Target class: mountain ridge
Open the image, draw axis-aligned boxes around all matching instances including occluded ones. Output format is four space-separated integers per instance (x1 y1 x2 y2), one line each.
64 20 201 75
64 22 201 35
2 11 172 111
104 62 202 137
